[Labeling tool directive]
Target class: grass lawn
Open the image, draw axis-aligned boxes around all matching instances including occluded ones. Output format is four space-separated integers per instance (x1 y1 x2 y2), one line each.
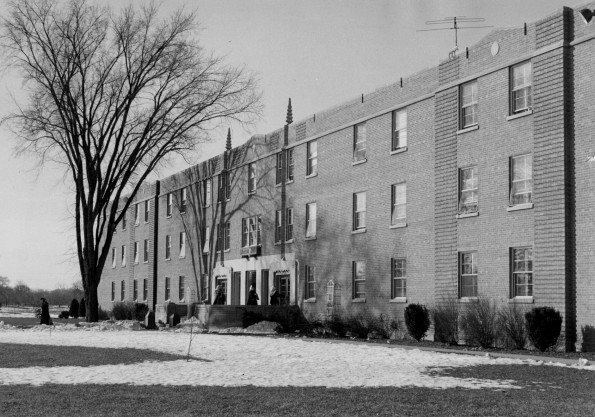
0 317 87 327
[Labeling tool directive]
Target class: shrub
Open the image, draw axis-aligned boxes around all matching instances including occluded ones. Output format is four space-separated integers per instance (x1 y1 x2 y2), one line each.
58 311 69 319
69 299 79 318
111 302 136 320
78 298 86 319
242 310 264 328
433 296 459 345
97 306 110 321
325 315 347 337
135 303 149 321
525 307 562 352
581 325 595 353
497 304 527 350
460 297 497 348
404 304 430 341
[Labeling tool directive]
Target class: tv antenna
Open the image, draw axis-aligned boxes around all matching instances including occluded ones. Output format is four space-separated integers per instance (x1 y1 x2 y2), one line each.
417 17 493 59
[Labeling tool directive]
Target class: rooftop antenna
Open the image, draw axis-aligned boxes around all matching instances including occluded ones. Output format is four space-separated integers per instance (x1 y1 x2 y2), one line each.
417 17 493 59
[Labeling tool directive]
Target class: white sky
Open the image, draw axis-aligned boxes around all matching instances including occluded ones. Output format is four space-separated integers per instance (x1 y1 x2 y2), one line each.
0 0 585 290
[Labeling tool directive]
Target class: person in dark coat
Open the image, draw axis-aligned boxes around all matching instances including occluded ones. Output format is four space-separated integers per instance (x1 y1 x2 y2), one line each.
269 287 285 306
247 285 259 305
40 297 51 325
213 285 226 305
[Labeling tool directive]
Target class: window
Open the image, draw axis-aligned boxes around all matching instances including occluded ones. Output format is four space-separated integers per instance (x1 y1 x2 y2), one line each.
391 258 406 298
203 179 211 207
248 163 256 193
286 149 294 182
353 122 367 162
179 231 186 258
276 153 284 185
512 247 533 297
275 210 282 243
353 192 366 231
306 202 317 238
510 154 532 206
305 265 316 299
459 252 478 298
216 222 230 251
180 188 187 213
133 241 139 264
121 245 127 267
166 193 173 217
286 208 293 241
511 61 532 114
111 282 115 301
242 216 261 247
133 280 138 301
144 200 150 223
307 140 318 176
134 204 140 225
165 277 171 301
165 235 171 260
218 172 230 201
143 279 148 301
391 183 406 226
143 239 149 263
203 226 210 253
460 80 478 128
179 276 185 300
459 167 478 214
353 261 366 299
392 109 407 151
121 280 125 301
122 212 127 230
111 247 116 268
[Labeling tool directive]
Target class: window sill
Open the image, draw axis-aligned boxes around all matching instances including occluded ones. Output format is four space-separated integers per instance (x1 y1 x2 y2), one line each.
509 296 534 304
507 203 533 212
285 180 294 185
180 211 186 215
507 109 533 121
352 228 367 235
179 256 185 259
248 191 256 196
352 158 367 166
390 222 407 229
274 241 281 246
121 265 127 268
144 221 149 224
134 262 139 265
458 297 479 303
134 223 140 227
224 249 230 253
456 125 479 135
390 147 408 156
165 215 172 219
305 236 317 241
275 183 282 188
285 239 294 244
390 297 407 303
165 258 171 262
305 172 318 179
456 212 479 219
304 298 316 303
352 298 366 303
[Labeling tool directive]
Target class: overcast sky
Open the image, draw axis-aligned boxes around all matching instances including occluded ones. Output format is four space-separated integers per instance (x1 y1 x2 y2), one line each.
0 0 584 290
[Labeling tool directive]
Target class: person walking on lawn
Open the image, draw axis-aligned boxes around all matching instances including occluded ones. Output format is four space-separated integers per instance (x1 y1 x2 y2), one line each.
40 297 51 325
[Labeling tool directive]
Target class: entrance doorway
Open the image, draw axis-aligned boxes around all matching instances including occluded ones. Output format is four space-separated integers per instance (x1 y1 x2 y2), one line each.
274 273 290 305
231 272 241 305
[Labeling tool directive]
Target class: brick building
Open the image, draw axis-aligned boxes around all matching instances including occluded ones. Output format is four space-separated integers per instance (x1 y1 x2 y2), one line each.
99 4 595 350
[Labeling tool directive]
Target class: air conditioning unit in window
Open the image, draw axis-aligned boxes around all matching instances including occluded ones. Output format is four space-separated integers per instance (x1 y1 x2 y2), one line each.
241 246 260 258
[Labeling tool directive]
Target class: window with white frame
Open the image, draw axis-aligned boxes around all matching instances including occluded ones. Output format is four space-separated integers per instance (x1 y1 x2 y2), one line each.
512 247 533 297
165 235 171 260
120 280 125 301
144 200 150 223
203 226 210 253
460 80 478 128
180 188 187 213
352 261 366 299
133 279 138 301
306 202 317 238
111 282 115 301
218 172 231 201
166 193 173 217
165 277 171 300
307 140 318 176
122 213 127 230
353 192 366 231
510 154 532 206
392 109 407 151
143 279 148 301
203 179 211 207
353 122 367 162
248 163 256 193
276 153 284 185
134 241 139 264
286 208 293 241
216 222 230 251
121 245 127 267
242 216 261 248
275 210 282 243
134 204 140 225
459 252 478 298
391 183 406 225
305 265 316 299
391 258 406 298
286 149 294 182
511 61 532 114
179 231 186 258
143 239 149 263
459 166 478 214
179 276 185 300
111 247 116 268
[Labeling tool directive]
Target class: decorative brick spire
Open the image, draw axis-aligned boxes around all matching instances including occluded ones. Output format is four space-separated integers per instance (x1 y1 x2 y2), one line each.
286 98 293 125
225 128 232 151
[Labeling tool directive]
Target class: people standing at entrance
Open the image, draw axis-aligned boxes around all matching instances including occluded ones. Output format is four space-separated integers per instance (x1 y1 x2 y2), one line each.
40 297 51 325
269 287 285 305
213 285 226 305
247 285 259 305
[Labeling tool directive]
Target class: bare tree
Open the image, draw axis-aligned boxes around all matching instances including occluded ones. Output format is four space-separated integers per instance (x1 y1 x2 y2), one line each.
1 0 261 321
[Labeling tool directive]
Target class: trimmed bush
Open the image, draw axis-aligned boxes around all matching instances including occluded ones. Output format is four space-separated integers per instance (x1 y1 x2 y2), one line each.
460 297 497 348
78 298 86 319
404 303 430 341
525 307 562 352
69 299 79 318
433 297 459 345
111 302 136 320
242 310 264 328
497 304 527 350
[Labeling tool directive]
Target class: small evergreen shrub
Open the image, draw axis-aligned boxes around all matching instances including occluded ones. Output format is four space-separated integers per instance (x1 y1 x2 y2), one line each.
97 306 110 321
344 313 371 338
525 307 562 352
581 325 595 353
325 316 347 337
78 298 86 318
58 311 69 319
433 296 459 345
497 304 527 350
404 303 430 341
460 297 497 348
69 299 79 318
111 302 136 320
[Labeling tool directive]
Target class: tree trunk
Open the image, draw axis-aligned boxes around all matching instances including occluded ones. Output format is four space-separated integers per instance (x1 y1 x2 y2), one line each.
87 283 99 322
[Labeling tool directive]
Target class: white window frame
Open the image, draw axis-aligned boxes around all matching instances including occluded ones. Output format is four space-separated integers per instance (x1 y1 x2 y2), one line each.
203 179 211 208
512 247 533 297
391 258 406 299
307 140 318 176
274 210 282 243
276 153 284 185
180 188 187 214
286 149 294 182
391 183 407 226
459 252 478 298
179 231 186 258
286 208 293 241
510 154 533 206
111 282 115 301
134 203 140 226
111 247 116 268
133 241 139 264
165 277 171 301
203 226 211 254
143 239 149 263
166 193 173 217
248 163 256 193
353 122 367 162
179 276 185 301
306 202 317 238
392 108 407 151
133 279 138 301
242 216 261 248
459 167 478 214
143 278 148 301
352 261 366 300
144 200 150 223
353 192 366 231
511 61 532 114
460 80 478 128
305 265 316 300
121 245 127 267
165 235 171 260
121 280 125 301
